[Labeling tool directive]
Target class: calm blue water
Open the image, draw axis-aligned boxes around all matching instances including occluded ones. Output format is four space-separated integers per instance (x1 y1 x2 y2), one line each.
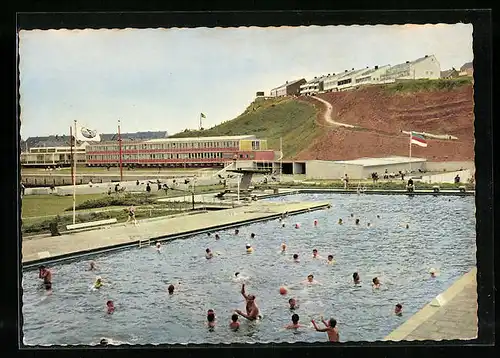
22 193 476 345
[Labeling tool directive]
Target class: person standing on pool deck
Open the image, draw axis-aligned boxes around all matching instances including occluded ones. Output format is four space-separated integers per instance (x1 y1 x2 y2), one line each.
126 205 137 225
38 265 52 292
235 284 261 321
311 317 339 342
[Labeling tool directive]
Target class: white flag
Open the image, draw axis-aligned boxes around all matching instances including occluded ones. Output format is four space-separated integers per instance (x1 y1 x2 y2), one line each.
76 126 101 142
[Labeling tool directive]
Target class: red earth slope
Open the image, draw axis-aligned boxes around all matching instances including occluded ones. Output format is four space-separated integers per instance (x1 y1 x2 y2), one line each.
293 85 474 161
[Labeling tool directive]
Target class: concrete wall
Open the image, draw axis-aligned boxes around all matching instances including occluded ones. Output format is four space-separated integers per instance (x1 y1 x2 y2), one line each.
361 161 426 178
420 169 473 184
306 160 363 180
424 161 475 173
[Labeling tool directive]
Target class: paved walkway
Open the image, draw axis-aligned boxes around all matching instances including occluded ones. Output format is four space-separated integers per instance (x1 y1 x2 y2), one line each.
22 201 329 264
384 267 477 341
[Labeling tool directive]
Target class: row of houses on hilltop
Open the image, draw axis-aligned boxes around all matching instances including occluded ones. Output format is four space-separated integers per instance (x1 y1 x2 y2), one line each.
268 55 473 97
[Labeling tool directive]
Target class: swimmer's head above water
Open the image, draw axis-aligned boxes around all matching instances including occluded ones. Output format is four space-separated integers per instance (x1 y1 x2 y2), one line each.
293 254 299 261
312 249 318 257
307 274 314 282
281 243 287 251
235 272 240 278
288 298 297 309
168 284 175 294
250 233 255 238
327 254 334 262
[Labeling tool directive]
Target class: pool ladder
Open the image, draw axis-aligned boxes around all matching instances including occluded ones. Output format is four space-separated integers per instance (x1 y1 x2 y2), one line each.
138 239 151 248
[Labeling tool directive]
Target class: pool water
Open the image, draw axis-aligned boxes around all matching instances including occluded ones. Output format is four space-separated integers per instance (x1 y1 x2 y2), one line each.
22 194 476 345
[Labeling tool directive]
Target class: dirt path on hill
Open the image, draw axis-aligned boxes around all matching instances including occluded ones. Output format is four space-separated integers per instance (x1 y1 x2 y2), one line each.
309 96 358 128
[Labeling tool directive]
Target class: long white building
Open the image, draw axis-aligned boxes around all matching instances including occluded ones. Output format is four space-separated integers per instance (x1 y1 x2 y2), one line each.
380 55 440 83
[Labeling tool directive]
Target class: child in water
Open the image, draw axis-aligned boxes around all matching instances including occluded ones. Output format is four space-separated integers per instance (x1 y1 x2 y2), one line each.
229 314 240 330
285 314 301 329
106 300 115 314
395 303 403 316
207 309 216 328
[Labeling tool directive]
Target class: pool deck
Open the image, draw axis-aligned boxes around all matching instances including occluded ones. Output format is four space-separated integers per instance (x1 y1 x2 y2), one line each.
22 200 330 267
384 267 477 341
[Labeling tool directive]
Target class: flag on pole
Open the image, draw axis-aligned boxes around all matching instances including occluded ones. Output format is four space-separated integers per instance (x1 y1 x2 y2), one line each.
410 132 427 147
75 125 101 142
200 113 206 118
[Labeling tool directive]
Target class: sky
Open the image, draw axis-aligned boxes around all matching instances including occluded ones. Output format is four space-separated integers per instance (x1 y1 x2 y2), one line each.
18 23 473 139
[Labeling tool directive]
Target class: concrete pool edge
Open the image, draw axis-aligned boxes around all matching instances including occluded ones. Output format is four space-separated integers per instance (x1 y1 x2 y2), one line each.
22 201 331 269
383 267 477 342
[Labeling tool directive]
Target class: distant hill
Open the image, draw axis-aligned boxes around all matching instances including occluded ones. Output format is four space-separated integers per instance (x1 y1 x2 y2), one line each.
171 78 474 162
170 97 322 159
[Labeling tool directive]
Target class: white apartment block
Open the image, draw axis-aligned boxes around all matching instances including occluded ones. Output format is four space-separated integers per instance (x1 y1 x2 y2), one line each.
354 65 390 86
380 55 440 83
299 75 328 95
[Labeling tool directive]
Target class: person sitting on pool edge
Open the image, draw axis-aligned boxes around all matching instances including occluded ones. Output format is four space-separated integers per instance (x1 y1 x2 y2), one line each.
353 272 361 284
235 283 261 321
311 317 339 342
205 248 213 259
285 314 301 329
229 314 240 330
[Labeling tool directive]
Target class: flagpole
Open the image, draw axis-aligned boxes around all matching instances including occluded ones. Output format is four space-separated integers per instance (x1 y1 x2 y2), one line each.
70 125 74 179
118 120 123 182
72 120 77 224
409 131 412 173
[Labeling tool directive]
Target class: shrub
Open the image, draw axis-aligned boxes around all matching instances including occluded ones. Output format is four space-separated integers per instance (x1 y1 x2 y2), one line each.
66 193 156 211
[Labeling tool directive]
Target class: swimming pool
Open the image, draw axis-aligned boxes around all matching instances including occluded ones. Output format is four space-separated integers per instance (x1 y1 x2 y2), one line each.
22 193 476 345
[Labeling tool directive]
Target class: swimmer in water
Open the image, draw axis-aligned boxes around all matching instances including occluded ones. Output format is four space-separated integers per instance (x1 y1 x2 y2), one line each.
355 218 360 225
367 222 371 227
250 233 255 239
293 254 300 262
246 244 254 253
350 213 354 218
235 283 261 321
303 274 321 285
313 219 318 227
430 268 438 278
94 276 104 289
406 224 409 229
285 314 301 329
205 248 214 259
288 298 299 310
38 265 52 292
311 317 340 342
88 261 96 271
372 277 381 289
338 218 343 225
395 303 403 316
100 338 109 346
281 243 287 252
234 229 239 235
229 313 240 330
207 309 216 327
312 249 323 259
155 241 161 252
168 284 175 294
327 255 335 265
215 233 220 240
353 272 361 284
282 223 286 228
106 300 115 314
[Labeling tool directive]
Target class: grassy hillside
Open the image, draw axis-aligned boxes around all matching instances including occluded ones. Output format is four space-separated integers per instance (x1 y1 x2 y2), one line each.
383 77 473 93
170 97 322 158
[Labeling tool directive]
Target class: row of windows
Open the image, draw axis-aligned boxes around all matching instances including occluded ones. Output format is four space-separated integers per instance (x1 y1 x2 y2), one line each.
29 148 85 153
87 141 243 152
88 152 226 160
